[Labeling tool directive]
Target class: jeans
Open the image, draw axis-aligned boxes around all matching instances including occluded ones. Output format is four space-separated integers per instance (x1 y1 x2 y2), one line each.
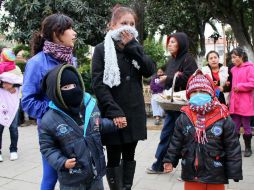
0 111 19 153
41 153 58 190
60 178 104 190
231 114 252 135
151 110 181 171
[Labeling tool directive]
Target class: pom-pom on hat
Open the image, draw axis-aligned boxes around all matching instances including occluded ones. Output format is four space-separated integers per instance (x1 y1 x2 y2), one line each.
1 49 16 62
186 69 215 99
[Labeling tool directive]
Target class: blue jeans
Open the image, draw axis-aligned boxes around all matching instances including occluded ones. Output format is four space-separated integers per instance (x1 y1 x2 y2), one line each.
0 111 19 153
60 178 104 190
151 110 181 171
41 153 58 190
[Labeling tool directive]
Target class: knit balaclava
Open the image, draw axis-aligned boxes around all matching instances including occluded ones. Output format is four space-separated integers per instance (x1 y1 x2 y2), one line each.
60 68 83 115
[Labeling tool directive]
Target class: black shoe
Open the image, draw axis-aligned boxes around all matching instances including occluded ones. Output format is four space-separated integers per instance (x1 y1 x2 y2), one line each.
244 148 252 157
106 167 122 190
243 134 252 157
122 160 136 190
146 167 166 174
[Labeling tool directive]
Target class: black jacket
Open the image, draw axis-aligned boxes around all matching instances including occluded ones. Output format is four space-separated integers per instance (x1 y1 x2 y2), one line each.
92 39 156 145
163 107 243 184
164 32 198 91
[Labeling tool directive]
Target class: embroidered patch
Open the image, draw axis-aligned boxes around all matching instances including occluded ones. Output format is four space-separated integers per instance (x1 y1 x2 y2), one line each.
91 112 100 132
183 125 192 136
56 124 73 136
211 126 222 136
213 161 222 167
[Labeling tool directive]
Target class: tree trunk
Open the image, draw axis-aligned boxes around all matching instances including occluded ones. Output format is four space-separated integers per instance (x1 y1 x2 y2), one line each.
228 19 254 62
132 0 145 44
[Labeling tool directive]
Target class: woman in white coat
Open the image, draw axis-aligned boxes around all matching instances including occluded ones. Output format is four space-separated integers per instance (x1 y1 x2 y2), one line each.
202 50 230 104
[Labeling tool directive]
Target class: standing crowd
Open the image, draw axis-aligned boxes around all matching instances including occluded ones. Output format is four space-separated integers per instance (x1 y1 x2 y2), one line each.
0 3 253 190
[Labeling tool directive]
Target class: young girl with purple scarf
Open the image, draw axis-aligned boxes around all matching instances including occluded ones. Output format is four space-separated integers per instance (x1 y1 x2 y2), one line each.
21 13 77 190
150 67 165 125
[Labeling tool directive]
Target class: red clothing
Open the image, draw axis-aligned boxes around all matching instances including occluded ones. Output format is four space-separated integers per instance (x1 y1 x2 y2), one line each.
185 182 225 190
212 71 220 82
181 102 229 128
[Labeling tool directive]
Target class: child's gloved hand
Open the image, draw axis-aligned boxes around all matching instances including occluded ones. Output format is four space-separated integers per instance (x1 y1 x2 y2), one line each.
233 179 239 182
163 163 173 173
100 118 119 134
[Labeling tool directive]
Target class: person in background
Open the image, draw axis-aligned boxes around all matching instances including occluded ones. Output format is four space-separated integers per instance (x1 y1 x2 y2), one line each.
202 50 230 105
163 70 242 190
150 66 165 125
229 47 254 157
92 5 156 190
146 32 197 174
0 48 23 161
21 13 77 190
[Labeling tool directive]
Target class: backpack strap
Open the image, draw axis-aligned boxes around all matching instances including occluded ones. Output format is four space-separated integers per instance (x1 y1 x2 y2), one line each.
83 92 96 137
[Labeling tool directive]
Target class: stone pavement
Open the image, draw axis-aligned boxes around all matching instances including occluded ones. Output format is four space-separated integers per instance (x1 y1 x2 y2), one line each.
0 120 254 190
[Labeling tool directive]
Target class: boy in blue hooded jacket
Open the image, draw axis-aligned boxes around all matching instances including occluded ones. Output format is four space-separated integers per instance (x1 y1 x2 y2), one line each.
39 64 118 190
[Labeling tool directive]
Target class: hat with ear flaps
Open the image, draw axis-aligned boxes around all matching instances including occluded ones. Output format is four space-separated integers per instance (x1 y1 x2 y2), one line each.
41 64 85 114
186 69 215 100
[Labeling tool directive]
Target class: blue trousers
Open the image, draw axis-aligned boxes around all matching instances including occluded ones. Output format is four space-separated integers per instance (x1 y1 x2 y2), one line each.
151 110 181 171
41 155 58 190
0 111 19 153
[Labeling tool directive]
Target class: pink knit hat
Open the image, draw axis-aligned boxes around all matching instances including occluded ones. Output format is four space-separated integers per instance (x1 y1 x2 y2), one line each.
186 69 215 99
1 49 16 62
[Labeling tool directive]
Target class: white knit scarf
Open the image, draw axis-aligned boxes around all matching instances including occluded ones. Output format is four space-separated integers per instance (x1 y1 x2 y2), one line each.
103 25 139 88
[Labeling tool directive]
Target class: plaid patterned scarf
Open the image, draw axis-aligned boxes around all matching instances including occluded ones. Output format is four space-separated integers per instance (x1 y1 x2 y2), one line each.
43 41 73 64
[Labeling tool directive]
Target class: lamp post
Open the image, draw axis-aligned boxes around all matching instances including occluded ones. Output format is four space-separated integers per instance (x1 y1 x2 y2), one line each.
209 32 221 50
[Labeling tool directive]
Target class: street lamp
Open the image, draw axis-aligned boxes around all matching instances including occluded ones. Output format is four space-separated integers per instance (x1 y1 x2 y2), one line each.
209 32 221 50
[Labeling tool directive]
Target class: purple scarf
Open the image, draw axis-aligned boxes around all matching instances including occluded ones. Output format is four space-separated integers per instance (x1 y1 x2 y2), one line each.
43 41 73 64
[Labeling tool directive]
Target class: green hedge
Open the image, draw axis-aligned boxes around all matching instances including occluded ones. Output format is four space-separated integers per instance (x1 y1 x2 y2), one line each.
16 61 26 73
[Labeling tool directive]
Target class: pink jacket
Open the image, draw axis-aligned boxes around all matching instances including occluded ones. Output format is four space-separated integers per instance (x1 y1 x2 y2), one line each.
229 61 254 116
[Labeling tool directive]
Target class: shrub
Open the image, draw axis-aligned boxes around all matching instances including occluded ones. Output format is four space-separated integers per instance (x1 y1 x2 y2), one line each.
143 37 167 85
12 44 30 56
78 60 93 94
143 37 167 68
16 61 26 73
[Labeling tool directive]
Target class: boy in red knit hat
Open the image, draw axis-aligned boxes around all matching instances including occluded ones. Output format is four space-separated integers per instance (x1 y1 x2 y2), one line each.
163 70 242 190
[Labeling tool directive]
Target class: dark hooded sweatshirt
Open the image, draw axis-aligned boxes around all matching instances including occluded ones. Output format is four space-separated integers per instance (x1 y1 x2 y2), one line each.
39 64 113 186
164 32 198 91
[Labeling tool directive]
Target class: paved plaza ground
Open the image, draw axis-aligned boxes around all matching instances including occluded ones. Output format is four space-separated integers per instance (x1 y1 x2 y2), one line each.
0 121 253 190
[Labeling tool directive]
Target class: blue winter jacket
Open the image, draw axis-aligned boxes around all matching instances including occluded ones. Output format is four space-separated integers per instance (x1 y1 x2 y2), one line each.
39 98 112 186
21 52 75 121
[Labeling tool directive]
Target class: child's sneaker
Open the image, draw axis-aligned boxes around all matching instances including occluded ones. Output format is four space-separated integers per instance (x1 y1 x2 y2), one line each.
0 154 3 162
10 152 18 161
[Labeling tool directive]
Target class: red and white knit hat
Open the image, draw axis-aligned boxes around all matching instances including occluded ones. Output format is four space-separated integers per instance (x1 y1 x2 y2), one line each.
186 69 215 99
